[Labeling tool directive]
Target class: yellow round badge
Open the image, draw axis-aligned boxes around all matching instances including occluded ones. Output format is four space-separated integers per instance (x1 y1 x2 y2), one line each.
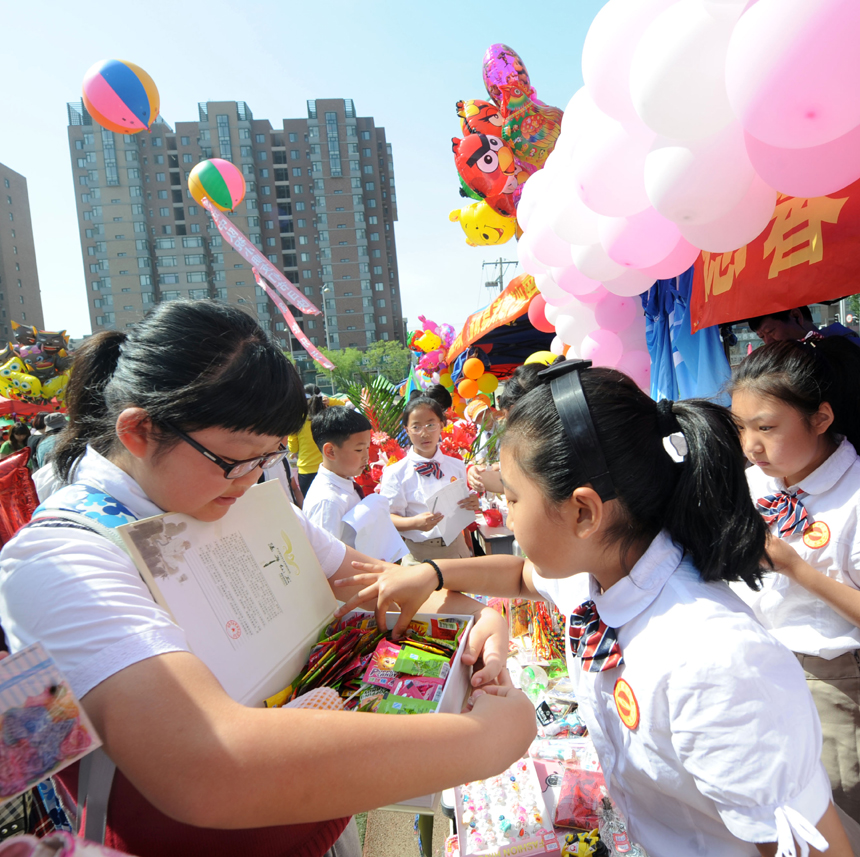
614 678 639 730
802 521 831 549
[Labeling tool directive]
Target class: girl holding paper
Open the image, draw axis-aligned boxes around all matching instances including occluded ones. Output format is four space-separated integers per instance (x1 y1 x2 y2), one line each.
0 301 535 857
379 396 480 566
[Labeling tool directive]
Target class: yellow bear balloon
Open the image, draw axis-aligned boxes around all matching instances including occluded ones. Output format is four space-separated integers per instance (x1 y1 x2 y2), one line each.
449 201 517 247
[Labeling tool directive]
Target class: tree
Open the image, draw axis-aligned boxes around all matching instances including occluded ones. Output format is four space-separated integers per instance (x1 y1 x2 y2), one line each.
318 347 365 390
362 340 412 384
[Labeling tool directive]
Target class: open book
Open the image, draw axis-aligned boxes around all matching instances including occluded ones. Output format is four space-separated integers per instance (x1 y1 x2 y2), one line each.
117 480 338 706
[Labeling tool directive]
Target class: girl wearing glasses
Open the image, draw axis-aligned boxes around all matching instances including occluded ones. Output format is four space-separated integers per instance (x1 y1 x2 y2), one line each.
0 301 535 857
379 396 481 566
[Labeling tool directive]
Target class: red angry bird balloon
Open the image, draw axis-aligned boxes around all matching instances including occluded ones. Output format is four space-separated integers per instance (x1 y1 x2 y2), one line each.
452 134 516 203
456 99 505 137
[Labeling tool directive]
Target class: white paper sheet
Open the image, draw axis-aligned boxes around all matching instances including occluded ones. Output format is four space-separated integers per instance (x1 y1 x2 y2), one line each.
424 478 475 546
342 494 408 563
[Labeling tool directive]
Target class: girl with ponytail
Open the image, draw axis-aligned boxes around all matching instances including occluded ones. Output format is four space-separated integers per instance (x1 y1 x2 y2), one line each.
335 360 850 856
732 336 860 824
0 300 534 857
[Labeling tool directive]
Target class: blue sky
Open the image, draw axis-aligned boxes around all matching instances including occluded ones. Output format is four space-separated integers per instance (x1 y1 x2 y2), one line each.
0 0 606 338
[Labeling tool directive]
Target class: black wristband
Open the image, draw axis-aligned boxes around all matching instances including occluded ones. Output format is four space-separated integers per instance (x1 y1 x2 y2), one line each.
425 559 444 591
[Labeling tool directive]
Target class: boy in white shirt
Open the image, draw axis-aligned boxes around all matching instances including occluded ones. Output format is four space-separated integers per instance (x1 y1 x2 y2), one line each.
302 406 372 541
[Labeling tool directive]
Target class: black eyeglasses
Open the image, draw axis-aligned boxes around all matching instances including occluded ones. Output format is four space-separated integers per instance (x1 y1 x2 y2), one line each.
163 422 288 480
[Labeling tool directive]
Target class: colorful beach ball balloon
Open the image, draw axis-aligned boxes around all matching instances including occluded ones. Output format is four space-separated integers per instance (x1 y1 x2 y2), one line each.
82 59 160 134
188 159 247 212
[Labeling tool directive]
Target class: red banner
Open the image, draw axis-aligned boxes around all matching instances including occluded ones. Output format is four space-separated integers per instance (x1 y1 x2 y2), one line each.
446 274 538 364
253 270 334 370
690 178 860 332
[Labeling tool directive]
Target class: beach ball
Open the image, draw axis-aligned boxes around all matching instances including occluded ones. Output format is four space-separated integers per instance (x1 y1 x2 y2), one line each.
82 59 160 134
188 159 247 212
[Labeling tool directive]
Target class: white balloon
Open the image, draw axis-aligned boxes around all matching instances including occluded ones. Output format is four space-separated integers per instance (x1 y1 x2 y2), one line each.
582 0 678 123
550 336 566 356
630 0 736 141
556 304 598 347
558 88 606 157
602 267 656 297
517 230 549 277
570 243 627 282
535 272 577 307
645 122 756 225
679 173 777 252
572 112 655 217
544 301 562 325
516 168 552 232
550 176 601 246
701 0 748 22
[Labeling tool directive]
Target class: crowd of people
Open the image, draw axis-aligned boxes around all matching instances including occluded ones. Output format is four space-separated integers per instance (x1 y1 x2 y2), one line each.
0 297 858 856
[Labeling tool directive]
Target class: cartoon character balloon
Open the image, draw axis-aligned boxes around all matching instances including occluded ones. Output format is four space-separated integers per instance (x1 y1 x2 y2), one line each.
188 158 247 213
483 44 533 107
500 83 563 172
457 99 505 137
0 323 73 403
82 59 160 135
452 135 520 217
449 201 517 246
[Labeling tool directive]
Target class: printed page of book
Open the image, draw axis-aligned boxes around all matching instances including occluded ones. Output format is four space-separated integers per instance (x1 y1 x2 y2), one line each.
423 479 474 546
117 480 338 707
0 642 102 804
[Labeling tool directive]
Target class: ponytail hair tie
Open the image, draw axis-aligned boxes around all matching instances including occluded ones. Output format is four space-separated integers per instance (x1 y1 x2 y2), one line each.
655 399 681 436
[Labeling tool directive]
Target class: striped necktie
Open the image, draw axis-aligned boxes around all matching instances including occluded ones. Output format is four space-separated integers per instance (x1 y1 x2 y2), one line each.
568 600 624 673
756 489 809 536
414 460 443 479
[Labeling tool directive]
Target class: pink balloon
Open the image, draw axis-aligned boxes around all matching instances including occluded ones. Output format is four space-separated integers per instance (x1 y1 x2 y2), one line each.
528 294 556 334
552 264 602 297
577 284 609 305
638 236 701 280
594 293 639 333
744 123 860 198
598 207 681 269
618 317 648 351
536 273 578 307
530 225 575 268
602 267 655 298
581 329 624 368
582 0 678 123
616 349 652 391
572 112 656 217
726 0 860 150
679 173 777 253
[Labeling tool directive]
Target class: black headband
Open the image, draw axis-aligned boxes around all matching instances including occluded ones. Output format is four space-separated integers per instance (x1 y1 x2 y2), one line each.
538 359 617 502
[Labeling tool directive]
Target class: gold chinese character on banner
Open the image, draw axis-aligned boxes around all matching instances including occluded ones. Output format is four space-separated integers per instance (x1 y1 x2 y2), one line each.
763 194 848 279
702 245 747 301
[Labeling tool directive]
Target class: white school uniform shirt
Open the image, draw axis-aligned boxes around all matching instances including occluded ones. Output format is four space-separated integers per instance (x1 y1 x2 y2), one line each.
737 438 860 659
301 465 362 543
532 531 830 857
0 446 347 700
378 446 467 542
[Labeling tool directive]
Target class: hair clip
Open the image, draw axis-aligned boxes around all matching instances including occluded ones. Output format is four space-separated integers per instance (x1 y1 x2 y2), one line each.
537 359 617 501
662 432 688 463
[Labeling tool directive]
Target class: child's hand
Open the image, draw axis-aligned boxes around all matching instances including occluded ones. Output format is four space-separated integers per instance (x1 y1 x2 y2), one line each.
466 685 537 751
467 466 486 492
766 533 802 578
333 560 438 638
461 607 510 688
458 494 481 512
413 511 444 531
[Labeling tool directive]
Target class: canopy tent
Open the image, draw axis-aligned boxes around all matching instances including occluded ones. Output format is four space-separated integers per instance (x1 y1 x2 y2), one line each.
445 274 552 379
690 177 860 331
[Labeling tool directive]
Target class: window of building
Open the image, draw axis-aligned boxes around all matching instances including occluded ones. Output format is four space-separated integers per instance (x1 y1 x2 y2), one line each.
157 190 168 199
181 136 190 146
292 167 302 177
157 255 178 267
238 128 251 140
184 254 206 265
366 199 377 209
301 270 312 279
372 266 382 275
187 272 207 283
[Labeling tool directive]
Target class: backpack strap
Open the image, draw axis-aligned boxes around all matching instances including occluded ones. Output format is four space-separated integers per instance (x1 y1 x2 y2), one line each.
28 507 131 843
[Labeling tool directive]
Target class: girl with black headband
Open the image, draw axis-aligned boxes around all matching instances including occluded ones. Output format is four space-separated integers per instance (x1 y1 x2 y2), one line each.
732 336 860 825
336 360 851 856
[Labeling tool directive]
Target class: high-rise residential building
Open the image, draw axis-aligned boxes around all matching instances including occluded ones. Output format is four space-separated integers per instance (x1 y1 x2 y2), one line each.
0 162 45 337
66 98 403 377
